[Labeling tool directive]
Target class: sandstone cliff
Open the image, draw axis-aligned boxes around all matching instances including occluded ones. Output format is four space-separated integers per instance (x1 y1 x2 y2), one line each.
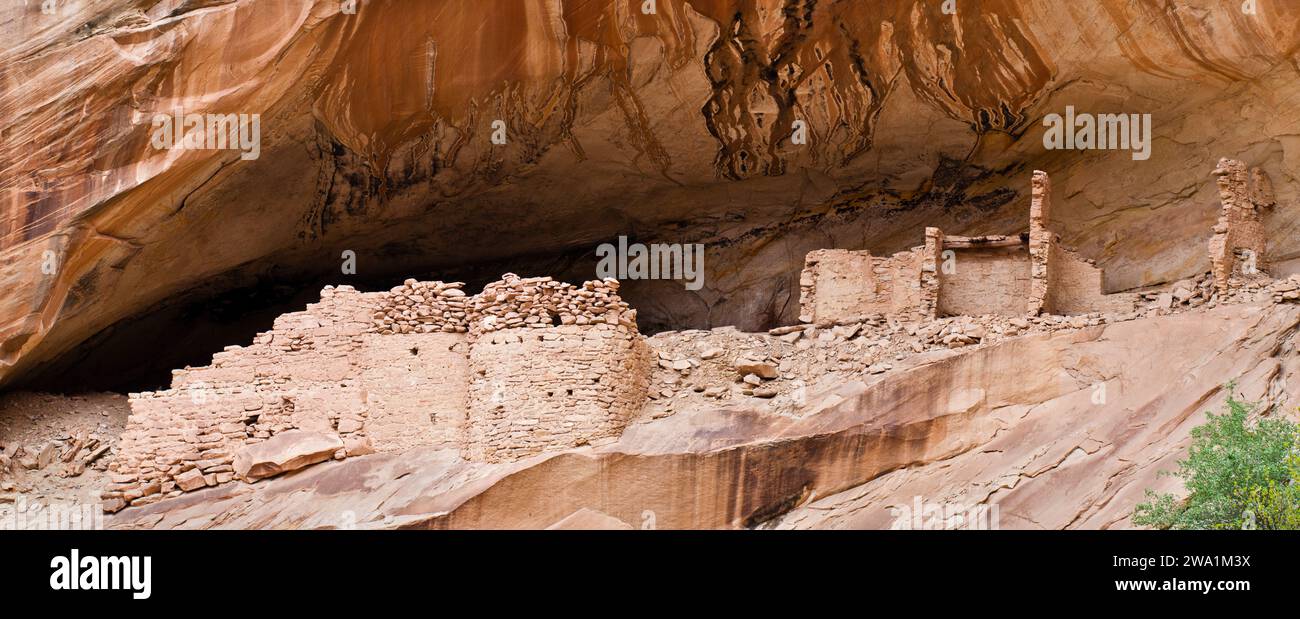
100 301 1300 529
3 0 1300 390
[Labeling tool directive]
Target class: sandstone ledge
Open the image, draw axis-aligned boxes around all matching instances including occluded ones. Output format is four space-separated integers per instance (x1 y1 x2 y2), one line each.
106 303 1300 530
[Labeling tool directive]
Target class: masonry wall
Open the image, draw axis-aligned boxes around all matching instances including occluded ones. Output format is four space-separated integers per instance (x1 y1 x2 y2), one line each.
1209 158 1274 293
106 274 651 510
469 274 640 334
796 172 1142 322
886 249 925 315
464 324 652 462
799 250 873 322
1028 170 1054 315
107 286 380 508
936 245 1031 317
1047 246 1136 315
359 333 469 453
799 248 926 323
920 227 943 319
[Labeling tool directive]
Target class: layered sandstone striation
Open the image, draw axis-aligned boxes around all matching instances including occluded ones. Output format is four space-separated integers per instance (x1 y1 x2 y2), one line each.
5 1 1300 389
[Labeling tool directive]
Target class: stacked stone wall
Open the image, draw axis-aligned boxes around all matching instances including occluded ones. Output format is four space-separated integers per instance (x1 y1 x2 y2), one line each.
370 280 469 334
1047 246 1137 315
106 275 651 511
799 169 1142 323
798 247 927 324
470 274 637 334
1209 158 1274 293
463 324 652 462
359 333 470 453
936 244 1032 317
106 286 379 509
1028 169 1055 315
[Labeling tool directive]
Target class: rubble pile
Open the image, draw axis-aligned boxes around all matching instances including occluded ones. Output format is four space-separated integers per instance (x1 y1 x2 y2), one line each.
1 431 113 480
372 279 470 334
1269 275 1300 302
0 392 130 523
470 273 638 334
644 271 1300 418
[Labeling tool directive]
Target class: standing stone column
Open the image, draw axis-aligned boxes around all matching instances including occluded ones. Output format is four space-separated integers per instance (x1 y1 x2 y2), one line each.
921 227 944 320
1208 158 1272 295
1028 170 1054 315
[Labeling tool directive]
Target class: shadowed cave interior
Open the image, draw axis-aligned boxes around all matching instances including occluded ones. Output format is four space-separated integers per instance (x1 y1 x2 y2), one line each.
20 240 746 393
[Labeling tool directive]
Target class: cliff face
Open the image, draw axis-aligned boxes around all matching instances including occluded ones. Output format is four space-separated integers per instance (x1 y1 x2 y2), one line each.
3 0 1300 389
104 303 1300 530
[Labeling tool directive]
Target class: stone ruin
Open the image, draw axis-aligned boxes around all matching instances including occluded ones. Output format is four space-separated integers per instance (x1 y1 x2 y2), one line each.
801 160 1283 330
100 161 1283 513
800 170 1134 325
1208 157 1275 294
102 274 652 511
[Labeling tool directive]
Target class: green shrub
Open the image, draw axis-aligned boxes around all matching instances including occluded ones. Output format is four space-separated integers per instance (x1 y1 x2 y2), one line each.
1238 449 1300 530
1133 392 1299 530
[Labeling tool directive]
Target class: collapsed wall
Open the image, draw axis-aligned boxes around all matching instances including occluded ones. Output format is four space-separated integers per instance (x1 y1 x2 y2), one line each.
1028 169 1134 315
107 287 385 511
802 157 1284 324
1047 246 1135 315
798 170 1136 324
1209 158 1275 293
104 274 649 511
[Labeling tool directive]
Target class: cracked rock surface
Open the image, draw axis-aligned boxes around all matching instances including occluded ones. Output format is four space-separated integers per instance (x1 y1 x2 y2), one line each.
4 0 1300 390
103 301 1300 530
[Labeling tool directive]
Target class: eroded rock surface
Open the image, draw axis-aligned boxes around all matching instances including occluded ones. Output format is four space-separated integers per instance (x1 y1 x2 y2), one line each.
4 0 1300 390
105 301 1300 530
232 430 343 482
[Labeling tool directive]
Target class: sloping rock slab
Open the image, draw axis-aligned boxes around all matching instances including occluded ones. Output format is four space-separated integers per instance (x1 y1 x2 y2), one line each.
234 431 343 482
545 508 635 530
109 306 1300 530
